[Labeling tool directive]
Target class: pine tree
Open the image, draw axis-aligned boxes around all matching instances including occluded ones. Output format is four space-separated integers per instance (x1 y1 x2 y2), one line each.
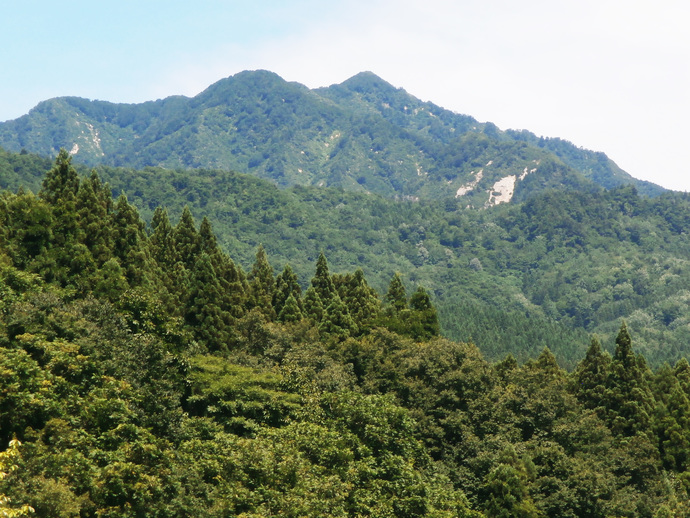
652 363 690 471
310 252 335 306
319 292 357 340
173 206 201 269
408 285 439 340
603 322 656 437
573 336 611 411
303 286 324 323
336 269 380 334
248 245 276 320
385 272 408 312
186 252 234 351
278 293 303 323
39 149 79 206
150 207 177 268
75 170 113 266
273 264 303 317
111 194 152 287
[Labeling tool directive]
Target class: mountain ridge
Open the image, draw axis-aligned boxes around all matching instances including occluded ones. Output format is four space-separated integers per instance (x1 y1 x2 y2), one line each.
0 70 665 200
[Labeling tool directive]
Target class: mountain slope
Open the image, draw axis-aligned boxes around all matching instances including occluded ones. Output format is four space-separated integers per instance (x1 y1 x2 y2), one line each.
0 70 664 200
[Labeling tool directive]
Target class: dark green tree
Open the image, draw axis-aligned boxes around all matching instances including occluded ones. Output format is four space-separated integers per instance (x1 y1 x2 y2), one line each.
173 206 201 270
310 252 335 306
335 269 380 334
75 170 113 266
408 285 440 340
385 272 408 312
603 322 656 438
573 336 611 412
278 293 303 323
320 292 357 340
273 264 303 317
248 245 276 320
111 194 152 287
186 252 234 351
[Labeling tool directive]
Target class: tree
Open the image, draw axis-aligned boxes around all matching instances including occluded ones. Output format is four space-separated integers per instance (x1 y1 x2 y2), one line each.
273 264 303 317
310 252 335 306
0 440 34 518
247 245 276 320
173 206 200 270
603 322 656 438
319 292 357 340
573 336 610 412
408 286 440 340
385 272 407 312
335 269 380 334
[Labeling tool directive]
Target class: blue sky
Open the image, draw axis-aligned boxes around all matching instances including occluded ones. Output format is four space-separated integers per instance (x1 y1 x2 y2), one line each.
2 0 689 191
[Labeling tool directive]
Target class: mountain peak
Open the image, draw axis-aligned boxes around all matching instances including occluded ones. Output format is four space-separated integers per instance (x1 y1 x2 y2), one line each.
339 71 397 93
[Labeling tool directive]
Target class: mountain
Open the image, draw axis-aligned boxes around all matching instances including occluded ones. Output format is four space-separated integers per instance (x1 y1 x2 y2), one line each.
2 147 689 369
0 70 664 201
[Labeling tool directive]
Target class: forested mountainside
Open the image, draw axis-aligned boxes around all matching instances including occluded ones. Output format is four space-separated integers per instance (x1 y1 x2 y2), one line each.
2 150 690 517
0 70 663 201
2 147 690 368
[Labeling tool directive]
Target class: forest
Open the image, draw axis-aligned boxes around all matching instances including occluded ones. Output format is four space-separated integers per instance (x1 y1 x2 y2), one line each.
2 151 690 516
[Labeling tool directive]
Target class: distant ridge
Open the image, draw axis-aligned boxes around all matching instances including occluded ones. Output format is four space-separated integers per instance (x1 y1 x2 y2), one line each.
0 70 665 200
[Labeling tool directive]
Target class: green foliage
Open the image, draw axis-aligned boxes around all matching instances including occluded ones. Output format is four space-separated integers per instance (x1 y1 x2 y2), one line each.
2 145 690 517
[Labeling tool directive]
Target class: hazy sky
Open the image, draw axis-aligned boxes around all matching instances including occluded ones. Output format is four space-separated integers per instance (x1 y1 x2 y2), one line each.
2 0 688 191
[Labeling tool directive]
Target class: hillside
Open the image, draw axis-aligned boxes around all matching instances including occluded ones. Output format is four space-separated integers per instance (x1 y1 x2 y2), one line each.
2 147 689 369
1 152 690 517
0 70 664 200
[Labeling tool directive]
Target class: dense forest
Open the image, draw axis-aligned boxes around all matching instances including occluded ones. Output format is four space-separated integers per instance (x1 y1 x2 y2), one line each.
2 151 690 516
0 70 663 201
3 146 690 369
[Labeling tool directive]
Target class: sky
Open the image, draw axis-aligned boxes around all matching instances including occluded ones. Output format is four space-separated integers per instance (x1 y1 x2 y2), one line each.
2 0 689 191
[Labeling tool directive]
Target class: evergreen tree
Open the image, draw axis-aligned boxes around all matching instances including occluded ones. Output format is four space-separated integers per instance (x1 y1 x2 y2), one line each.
278 293 303 323
248 245 276 320
303 286 324 323
186 252 234 351
319 292 357 340
111 194 152 287
75 170 113 266
603 322 656 437
173 206 201 270
573 336 611 411
336 269 380 334
310 252 335 306
149 207 177 268
39 149 79 206
385 272 408 312
652 364 690 471
273 264 303 317
408 285 440 339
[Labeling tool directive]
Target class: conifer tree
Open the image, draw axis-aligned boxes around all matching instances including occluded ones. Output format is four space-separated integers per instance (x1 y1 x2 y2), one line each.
652 364 690 471
173 206 201 270
111 194 152 287
303 286 324 323
310 252 335 306
150 207 177 268
573 336 611 411
248 245 276 320
385 272 408 312
408 285 440 339
336 269 380 334
75 170 113 266
603 322 656 437
273 264 303 317
39 149 79 206
319 292 357 340
186 252 234 351
278 293 303 323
